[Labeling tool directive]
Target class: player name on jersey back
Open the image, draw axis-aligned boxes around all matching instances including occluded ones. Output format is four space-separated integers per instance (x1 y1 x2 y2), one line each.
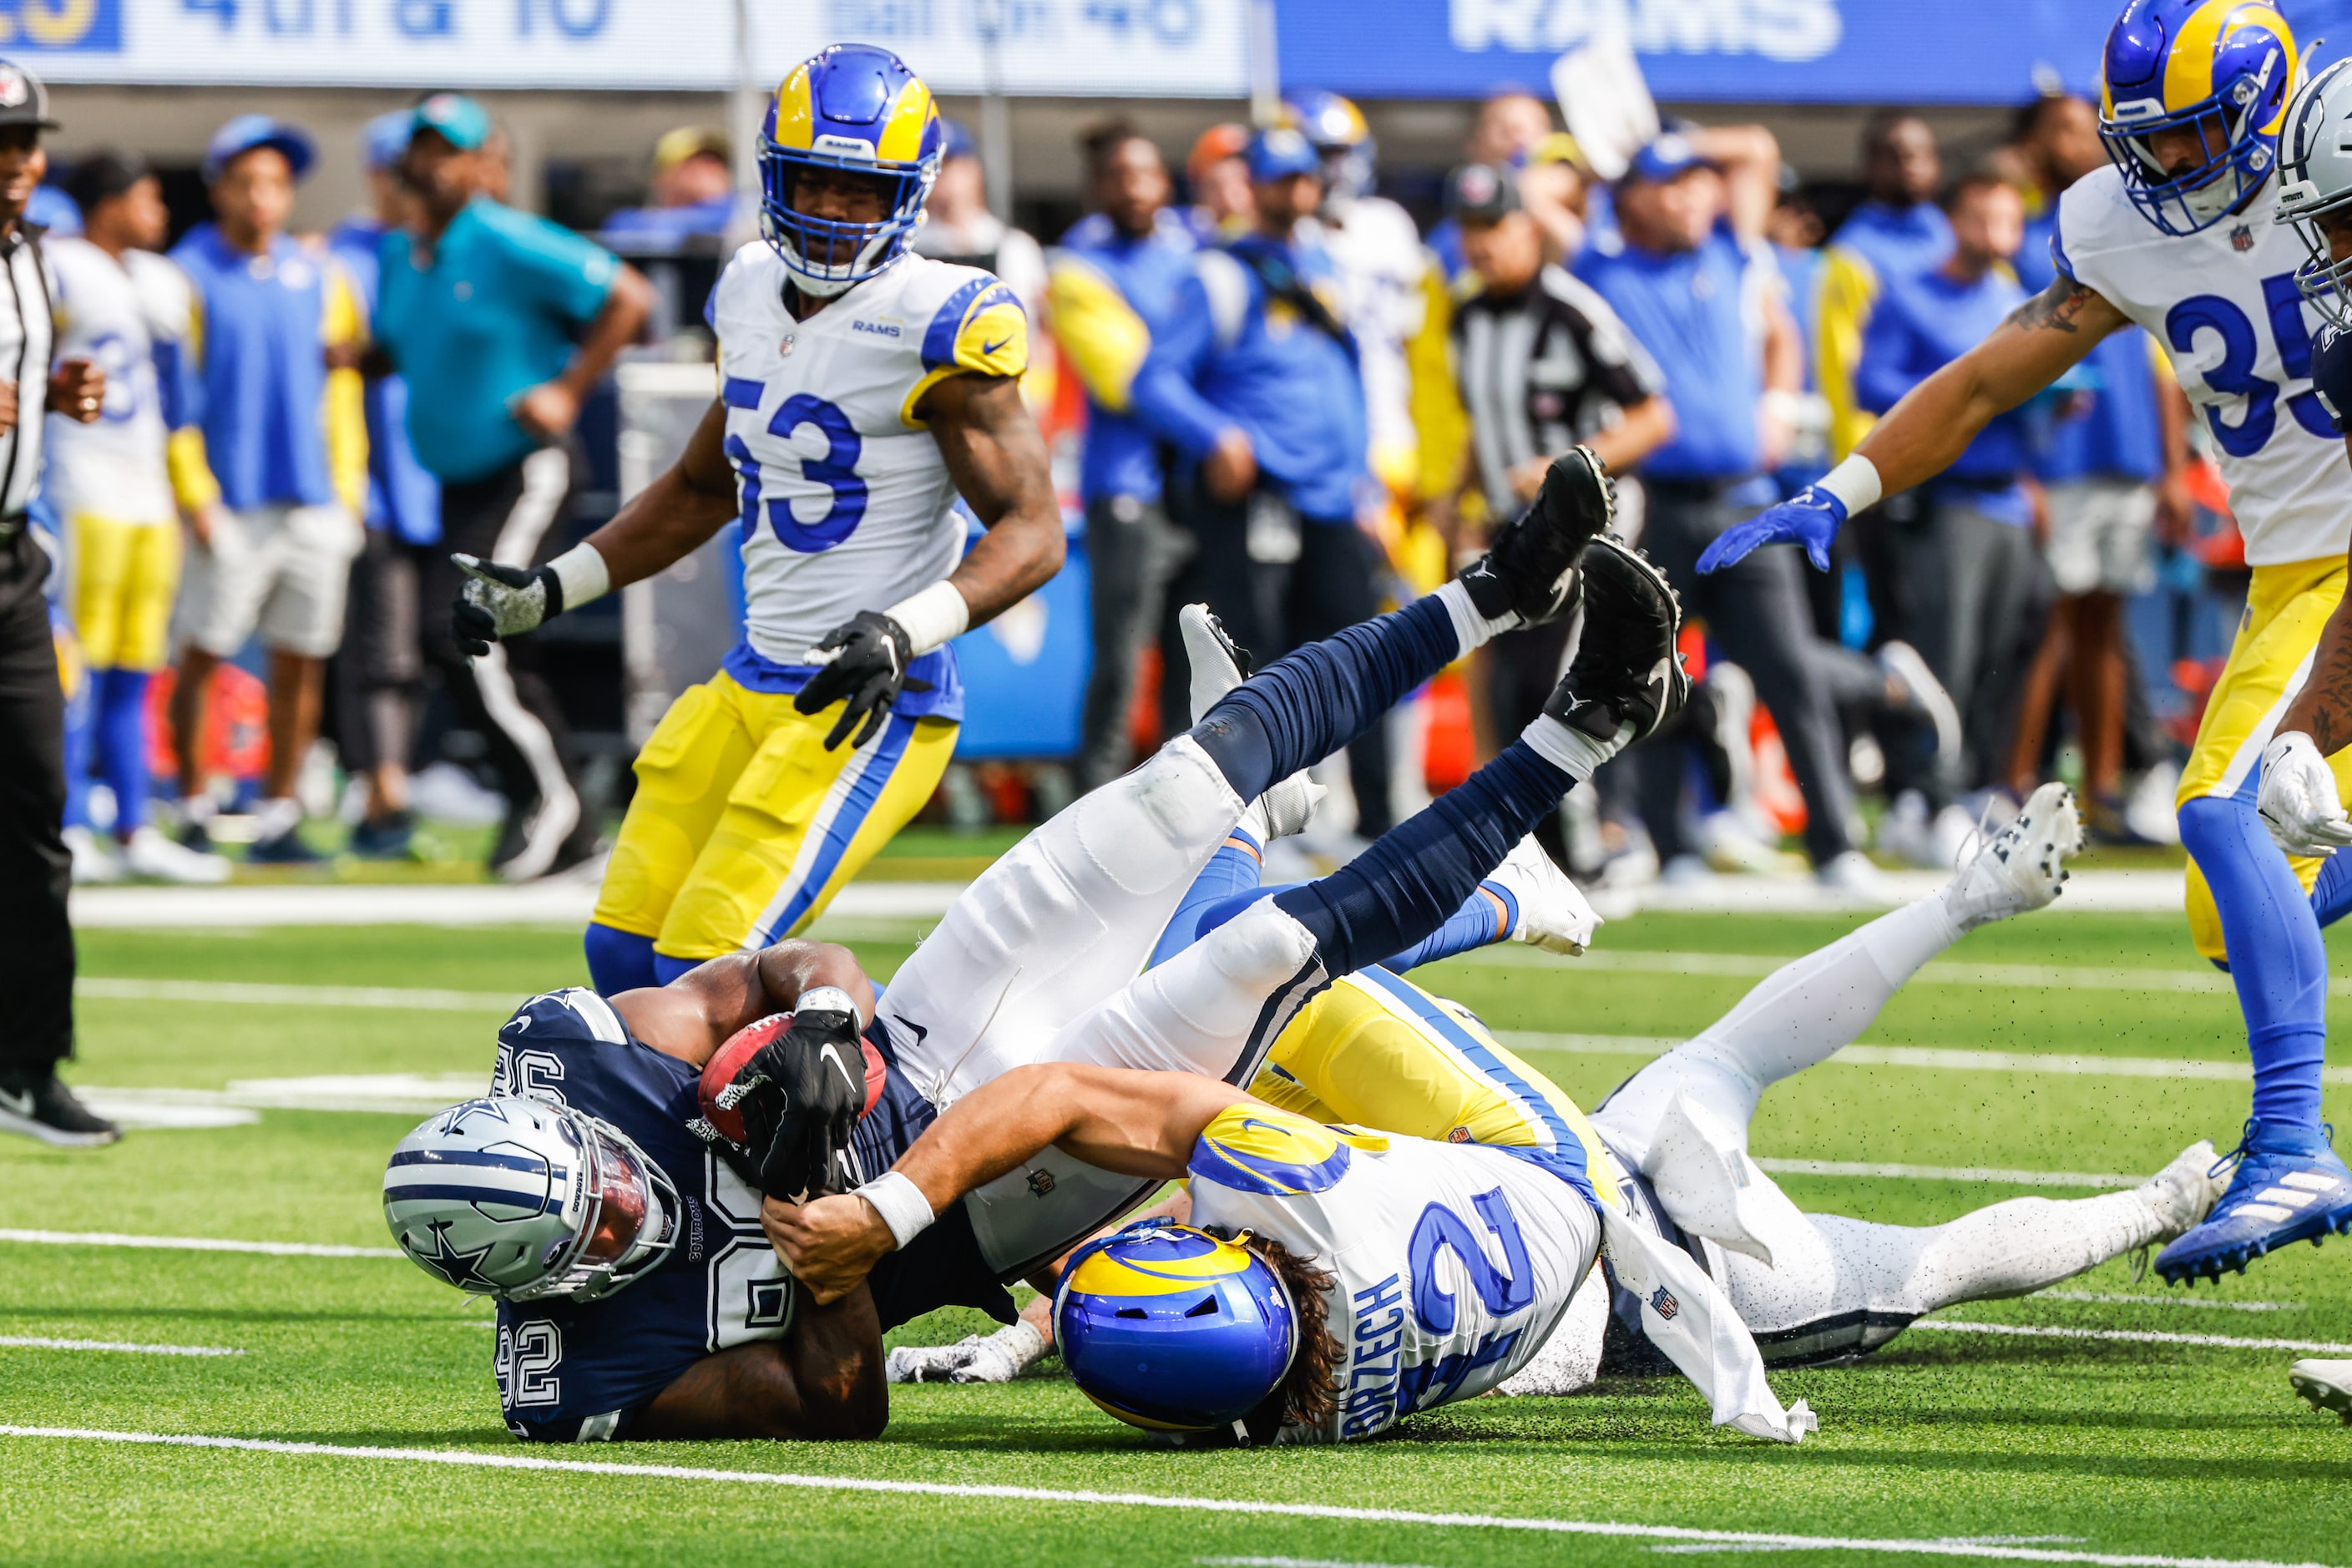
706 246 1029 665
2055 165 2347 567
1182 1105 1601 1442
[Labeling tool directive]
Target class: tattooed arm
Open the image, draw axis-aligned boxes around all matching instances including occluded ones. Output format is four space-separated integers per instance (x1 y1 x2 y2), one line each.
1852 274 2129 496
2279 538 2352 756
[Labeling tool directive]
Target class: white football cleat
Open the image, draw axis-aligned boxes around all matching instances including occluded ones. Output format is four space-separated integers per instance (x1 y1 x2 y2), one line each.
2136 1140 2227 1240
1942 781 2084 930
63 825 121 885
122 824 230 885
1180 602 1247 724
1488 832 1601 956
2289 1358 2352 1424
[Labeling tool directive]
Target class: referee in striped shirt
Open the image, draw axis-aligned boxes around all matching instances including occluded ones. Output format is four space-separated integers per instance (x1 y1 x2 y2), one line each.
1438 161 1672 859
0 60 115 1146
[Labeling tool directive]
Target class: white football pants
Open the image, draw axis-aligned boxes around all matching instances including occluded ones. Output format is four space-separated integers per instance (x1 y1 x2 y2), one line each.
1589 894 2173 1361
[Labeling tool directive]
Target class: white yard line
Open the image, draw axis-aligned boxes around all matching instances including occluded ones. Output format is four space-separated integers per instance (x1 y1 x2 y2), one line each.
1751 1160 2137 1189
2036 1292 2302 1313
1914 1322 2352 1355
77 978 520 1012
1498 1032 2352 1085
0 1229 402 1259
0 1426 2329 1568
0 1337 240 1357
1469 944 2352 999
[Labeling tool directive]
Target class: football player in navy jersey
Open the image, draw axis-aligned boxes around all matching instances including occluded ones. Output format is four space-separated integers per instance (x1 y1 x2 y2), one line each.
387 446 1663 1444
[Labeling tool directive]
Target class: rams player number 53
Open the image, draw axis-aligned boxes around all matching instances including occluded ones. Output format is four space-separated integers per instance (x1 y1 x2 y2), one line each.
451 44 1064 996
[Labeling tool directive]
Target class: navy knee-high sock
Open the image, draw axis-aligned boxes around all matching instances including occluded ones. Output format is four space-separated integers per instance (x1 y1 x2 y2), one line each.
2179 793 2328 1128
1272 742 1571 979
1190 594 1459 802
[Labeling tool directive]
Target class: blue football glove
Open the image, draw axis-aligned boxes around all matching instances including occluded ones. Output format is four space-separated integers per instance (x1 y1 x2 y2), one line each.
1695 487 1849 574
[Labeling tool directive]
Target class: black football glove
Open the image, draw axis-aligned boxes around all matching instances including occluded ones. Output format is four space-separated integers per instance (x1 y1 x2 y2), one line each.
793 610 934 751
717 1005 867 1201
451 553 564 658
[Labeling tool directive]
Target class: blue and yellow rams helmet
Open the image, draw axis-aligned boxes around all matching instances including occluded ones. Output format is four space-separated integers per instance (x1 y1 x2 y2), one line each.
1054 1222 1297 1435
760 43 943 297
2099 0 2299 235
1282 89 1377 203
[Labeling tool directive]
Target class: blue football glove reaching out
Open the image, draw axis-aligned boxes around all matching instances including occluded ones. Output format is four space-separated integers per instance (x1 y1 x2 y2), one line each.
1695 485 1849 575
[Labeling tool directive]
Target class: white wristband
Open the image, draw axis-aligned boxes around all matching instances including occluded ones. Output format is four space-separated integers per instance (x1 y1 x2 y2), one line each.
546 542 611 612
886 579 971 656
1814 453 1883 516
795 984 862 1024
857 1170 936 1250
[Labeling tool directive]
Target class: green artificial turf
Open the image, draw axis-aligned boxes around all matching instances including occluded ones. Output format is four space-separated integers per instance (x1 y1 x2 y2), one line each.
2 910 2345 1564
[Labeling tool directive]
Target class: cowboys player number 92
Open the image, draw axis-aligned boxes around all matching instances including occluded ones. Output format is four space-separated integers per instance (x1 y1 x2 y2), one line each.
448 43 1064 999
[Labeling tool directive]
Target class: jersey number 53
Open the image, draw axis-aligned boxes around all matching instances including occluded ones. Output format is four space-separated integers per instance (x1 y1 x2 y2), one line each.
724 385 867 554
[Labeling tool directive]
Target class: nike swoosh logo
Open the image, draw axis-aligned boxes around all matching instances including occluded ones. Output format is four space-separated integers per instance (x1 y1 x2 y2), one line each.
819 1043 859 1095
0 1089 33 1118
979 336 1009 357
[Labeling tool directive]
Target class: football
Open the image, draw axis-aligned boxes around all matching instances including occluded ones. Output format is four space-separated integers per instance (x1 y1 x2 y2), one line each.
697 1012 794 1146
699 1011 891 1147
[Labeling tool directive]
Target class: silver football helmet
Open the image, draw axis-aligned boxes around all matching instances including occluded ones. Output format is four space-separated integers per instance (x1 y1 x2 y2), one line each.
383 1095 678 1303
2276 57 2352 329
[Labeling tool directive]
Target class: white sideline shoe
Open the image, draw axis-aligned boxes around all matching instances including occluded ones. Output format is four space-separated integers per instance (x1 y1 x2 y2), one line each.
1943 781 2084 930
1487 832 1601 956
63 825 121 885
2290 1359 2352 1423
122 825 230 885
1815 849 1902 906
2137 1140 2228 1240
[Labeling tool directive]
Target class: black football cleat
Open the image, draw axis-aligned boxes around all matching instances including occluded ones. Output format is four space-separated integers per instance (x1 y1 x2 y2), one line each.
1457 445 1618 626
0 1072 121 1147
1542 534 1687 746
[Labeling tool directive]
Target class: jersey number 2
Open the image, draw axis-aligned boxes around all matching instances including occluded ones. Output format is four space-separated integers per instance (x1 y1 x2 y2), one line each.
1406 1187 1535 1333
2166 275 2335 459
726 393 867 554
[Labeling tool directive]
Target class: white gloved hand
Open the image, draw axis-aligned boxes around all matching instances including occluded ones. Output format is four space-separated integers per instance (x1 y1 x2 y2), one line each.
451 553 553 655
2258 731 2352 857
886 1337 983 1383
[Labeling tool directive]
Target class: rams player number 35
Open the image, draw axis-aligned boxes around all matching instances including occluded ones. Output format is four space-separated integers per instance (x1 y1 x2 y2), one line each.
450 44 1063 997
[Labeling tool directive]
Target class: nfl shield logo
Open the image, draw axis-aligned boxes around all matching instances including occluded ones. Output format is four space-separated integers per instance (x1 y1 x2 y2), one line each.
779 334 797 357
0 68 27 109
1651 1286 1681 1320
2231 223 2255 252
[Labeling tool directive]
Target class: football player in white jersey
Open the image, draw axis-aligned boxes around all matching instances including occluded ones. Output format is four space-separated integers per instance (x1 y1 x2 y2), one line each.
450 43 1064 998
46 154 225 885
2216 54 2352 1423
1697 0 2352 1287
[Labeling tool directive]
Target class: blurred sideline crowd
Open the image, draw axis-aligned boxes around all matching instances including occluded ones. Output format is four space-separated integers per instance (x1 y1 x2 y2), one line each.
34 76 2239 897
1041 88 2216 899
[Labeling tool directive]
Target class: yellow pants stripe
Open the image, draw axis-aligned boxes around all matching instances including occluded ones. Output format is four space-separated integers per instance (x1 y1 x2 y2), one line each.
2178 556 2352 963
591 670 957 959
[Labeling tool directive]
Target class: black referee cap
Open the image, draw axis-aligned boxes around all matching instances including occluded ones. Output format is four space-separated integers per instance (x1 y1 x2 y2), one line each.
0 60 58 132
1444 162 1520 224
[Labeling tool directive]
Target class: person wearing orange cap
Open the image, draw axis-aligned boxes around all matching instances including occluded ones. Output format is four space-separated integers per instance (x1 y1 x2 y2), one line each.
1184 122 1253 244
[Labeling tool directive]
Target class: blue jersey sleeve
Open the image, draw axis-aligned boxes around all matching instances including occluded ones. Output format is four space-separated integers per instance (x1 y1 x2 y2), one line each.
2311 322 2352 436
